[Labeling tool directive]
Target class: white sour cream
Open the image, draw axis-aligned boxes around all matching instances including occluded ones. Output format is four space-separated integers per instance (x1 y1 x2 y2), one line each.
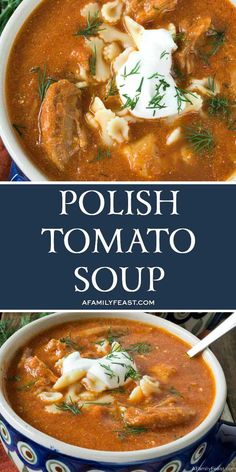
62 345 137 392
116 28 182 119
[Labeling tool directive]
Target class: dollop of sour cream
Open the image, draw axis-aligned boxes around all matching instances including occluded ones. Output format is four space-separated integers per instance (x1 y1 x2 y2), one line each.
62 344 137 392
116 28 182 119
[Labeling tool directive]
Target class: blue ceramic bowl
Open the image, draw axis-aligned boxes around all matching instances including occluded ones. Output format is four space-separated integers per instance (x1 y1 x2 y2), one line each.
0 312 235 472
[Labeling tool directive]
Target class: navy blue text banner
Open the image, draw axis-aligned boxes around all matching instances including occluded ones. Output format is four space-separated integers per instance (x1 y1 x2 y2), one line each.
0 183 235 310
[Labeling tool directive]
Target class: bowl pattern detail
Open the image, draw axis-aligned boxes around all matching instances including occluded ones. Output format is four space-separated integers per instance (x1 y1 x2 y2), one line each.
1 416 235 472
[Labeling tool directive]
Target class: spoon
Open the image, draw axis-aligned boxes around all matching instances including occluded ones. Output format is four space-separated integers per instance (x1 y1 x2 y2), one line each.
187 313 236 358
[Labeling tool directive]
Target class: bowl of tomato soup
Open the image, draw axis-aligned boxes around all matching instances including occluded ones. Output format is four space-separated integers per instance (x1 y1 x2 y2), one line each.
0 311 235 472
1 0 236 181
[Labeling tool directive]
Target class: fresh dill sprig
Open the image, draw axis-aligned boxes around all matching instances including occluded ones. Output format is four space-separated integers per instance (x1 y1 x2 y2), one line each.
31 65 57 102
75 12 104 38
186 125 215 154
57 397 83 415
201 28 226 63
6 375 21 382
99 363 116 379
127 342 152 355
208 77 216 94
91 147 111 162
160 50 169 60
116 426 148 440
207 95 230 117
122 61 141 79
106 77 118 99
136 77 144 94
168 386 183 397
0 0 23 35
146 78 170 115
121 93 140 111
175 87 197 114
89 45 97 76
124 366 142 382
83 401 112 406
60 335 81 351
107 328 128 344
17 381 36 392
109 387 126 394
228 119 236 131
174 32 186 43
148 72 164 80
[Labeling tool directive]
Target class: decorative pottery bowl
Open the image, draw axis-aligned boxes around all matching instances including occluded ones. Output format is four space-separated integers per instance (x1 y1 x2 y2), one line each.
0 311 236 472
1 0 236 181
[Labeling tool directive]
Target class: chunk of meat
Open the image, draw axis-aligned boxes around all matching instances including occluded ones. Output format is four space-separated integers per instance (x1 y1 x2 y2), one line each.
125 0 177 24
44 339 68 363
24 356 57 385
40 80 87 171
121 134 160 179
124 405 196 429
176 17 211 75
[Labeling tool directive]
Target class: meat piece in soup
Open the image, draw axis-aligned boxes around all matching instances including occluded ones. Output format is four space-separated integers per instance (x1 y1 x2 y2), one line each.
6 0 236 181
40 80 87 171
6 318 215 451
124 0 178 24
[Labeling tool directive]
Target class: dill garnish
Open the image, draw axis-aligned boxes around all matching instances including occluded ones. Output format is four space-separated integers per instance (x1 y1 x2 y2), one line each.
75 12 104 38
136 77 144 94
107 328 128 344
109 387 126 394
83 401 112 406
31 65 57 102
186 125 215 154
122 93 140 111
89 45 97 76
124 366 142 382
201 28 226 63
91 147 111 162
106 77 118 99
60 335 81 351
57 397 83 415
122 61 141 79
146 79 170 116
168 386 183 397
174 32 186 43
208 77 216 94
17 381 36 392
0 0 23 34
99 363 116 379
175 87 197 114
228 119 236 131
127 342 152 354
7 375 21 382
116 426 148 440
148 72 164 80
160 50 169 60
12 123 26 136
207 95 230 117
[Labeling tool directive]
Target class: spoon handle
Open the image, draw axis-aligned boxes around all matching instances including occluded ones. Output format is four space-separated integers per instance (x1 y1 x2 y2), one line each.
187 313 236 358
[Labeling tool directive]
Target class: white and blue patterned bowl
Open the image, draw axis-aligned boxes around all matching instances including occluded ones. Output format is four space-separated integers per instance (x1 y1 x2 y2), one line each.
0 311 235 472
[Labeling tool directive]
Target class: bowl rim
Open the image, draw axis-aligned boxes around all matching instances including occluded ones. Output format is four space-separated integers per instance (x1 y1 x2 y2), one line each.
0 311 227 464
0 0 236 182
